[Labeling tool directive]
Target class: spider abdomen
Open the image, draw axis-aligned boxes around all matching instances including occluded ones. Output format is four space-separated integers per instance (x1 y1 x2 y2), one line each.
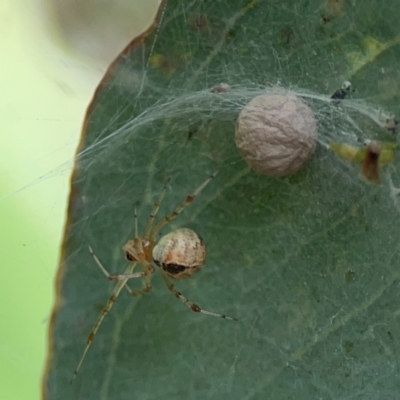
152 228 206 279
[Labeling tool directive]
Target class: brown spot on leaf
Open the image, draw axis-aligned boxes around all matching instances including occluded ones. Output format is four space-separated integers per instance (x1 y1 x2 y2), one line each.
326 0 344 15
191 14 210 32
362 142 382 184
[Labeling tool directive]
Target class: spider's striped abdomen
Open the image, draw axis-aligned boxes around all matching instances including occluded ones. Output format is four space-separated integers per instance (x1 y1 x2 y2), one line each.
152 228 206 279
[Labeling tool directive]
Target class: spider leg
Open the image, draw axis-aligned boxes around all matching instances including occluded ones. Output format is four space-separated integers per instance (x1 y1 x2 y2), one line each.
88 245 111 278
144 178 171 237
70 258 138 384
110 260 156 297
108 271 149 280
128 285 152 297
150 171 218 241
108 264 155 281
160 270 237 321
88 245 133 294
134 201 139 237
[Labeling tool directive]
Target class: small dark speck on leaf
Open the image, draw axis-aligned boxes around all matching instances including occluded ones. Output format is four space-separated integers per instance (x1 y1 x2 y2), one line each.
188 125 199 141
279 26 294 45
225 29 236 40
321 14 332 24
345 269 355 283
343 340 354 354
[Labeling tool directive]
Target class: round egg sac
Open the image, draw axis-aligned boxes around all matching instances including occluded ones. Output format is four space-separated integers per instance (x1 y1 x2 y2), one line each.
235 93 318 177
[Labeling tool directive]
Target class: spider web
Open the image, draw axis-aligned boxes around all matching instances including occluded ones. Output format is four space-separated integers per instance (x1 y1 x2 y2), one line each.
44 0 400 399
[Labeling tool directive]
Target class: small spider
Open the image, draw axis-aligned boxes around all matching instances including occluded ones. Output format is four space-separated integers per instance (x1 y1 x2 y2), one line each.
331 80 352 104
70 171 237 383
210 82 231 93
377 109 399 134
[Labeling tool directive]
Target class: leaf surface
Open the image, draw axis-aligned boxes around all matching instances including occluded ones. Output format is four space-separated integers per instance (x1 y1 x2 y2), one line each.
44 1 400 399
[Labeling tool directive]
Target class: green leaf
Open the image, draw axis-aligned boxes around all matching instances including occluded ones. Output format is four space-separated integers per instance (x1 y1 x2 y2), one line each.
44 1 400 399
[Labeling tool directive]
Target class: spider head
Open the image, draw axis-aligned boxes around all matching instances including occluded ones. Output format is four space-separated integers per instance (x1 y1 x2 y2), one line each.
122 238 141 262
122 237 154 262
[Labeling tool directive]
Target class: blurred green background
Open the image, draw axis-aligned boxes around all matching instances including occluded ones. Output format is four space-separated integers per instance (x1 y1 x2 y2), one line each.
0 1 158 399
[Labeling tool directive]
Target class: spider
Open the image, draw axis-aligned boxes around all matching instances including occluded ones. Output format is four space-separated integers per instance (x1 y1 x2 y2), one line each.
70 171 237 383
331 80 352 105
